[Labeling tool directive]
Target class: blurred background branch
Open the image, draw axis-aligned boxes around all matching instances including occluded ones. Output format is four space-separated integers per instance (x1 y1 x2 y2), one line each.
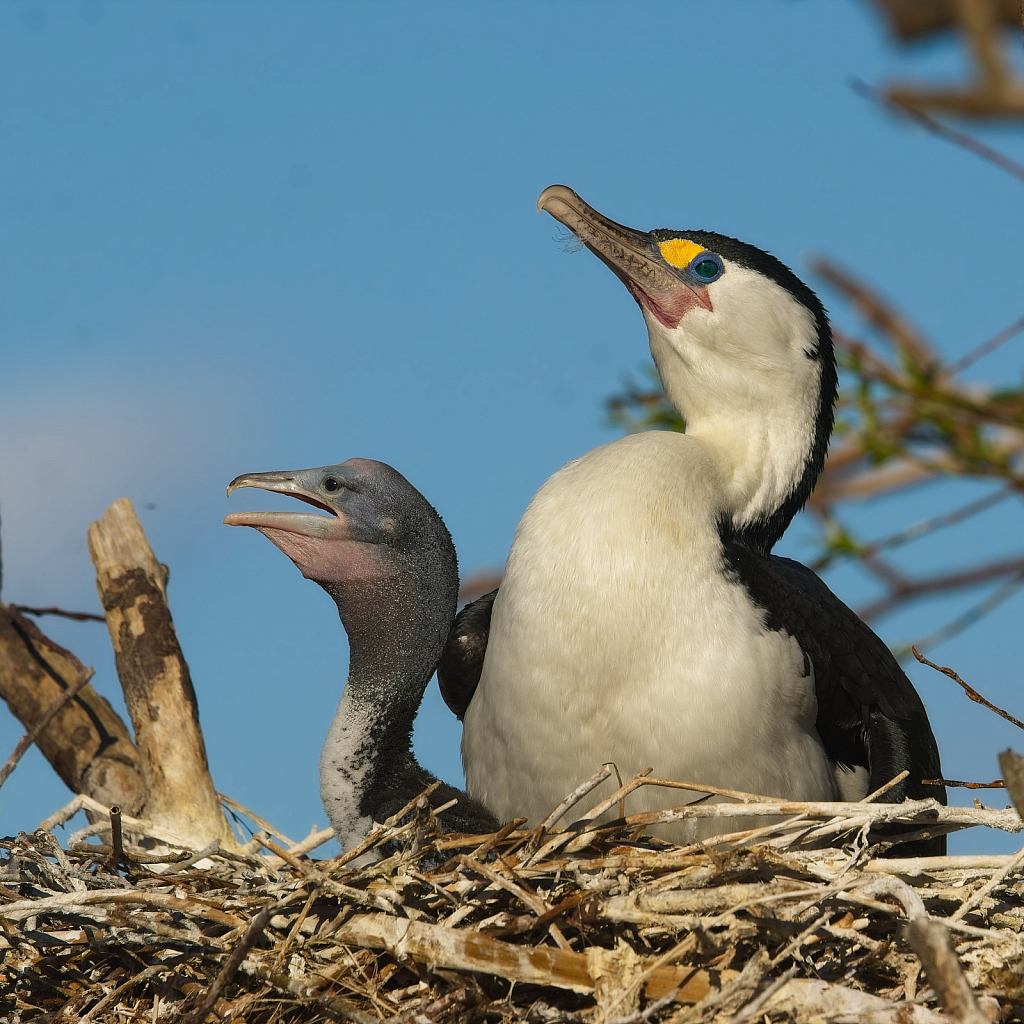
869 0 1024 117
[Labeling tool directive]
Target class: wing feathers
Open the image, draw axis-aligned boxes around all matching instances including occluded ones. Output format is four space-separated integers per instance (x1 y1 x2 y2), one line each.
437 589 498 721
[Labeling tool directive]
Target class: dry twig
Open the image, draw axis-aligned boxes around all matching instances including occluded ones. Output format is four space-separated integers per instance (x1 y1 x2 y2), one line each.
913 647 1024 731
0 666 95 791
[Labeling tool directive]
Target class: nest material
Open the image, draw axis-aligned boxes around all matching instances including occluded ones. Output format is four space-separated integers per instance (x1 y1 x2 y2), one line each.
2 780 1024 1024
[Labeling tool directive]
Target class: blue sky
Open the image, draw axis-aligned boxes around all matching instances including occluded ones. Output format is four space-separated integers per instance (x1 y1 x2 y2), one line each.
1 0 1022 854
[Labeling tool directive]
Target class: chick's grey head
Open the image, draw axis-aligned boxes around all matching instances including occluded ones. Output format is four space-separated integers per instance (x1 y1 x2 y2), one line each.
225 459 458 637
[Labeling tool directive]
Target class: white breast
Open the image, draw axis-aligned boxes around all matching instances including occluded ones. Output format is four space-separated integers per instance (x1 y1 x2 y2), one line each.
319 690 376 852
462 431 839 843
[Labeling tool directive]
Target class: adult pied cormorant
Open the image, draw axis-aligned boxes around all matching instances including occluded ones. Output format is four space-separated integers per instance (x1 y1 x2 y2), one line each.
439 186 945 851
226 459 499 852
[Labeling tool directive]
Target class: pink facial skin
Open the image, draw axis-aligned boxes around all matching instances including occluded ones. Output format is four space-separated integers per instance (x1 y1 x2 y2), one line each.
537 185 712 330
223 509 395 588
622 275 713 329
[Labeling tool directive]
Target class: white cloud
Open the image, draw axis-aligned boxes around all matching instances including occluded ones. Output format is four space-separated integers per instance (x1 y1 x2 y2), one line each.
0 365 255 608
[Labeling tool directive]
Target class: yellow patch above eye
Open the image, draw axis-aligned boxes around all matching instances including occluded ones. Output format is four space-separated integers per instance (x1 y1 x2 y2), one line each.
658 238 705 269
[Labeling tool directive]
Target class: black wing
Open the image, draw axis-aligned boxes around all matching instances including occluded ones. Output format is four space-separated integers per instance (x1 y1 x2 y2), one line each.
722 542 945 850
437 589 498 720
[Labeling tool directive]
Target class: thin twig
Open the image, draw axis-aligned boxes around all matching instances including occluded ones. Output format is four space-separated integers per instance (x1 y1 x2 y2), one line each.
862 487 1014 558
182 904 272 1024
728 967 798 1024
219 792 297 846
538 764 615 829
811 256 936 368
332 780 442 868
946 311 1024 377
852 78 1024 185
862 769 909 802
0 666 96 790
858 557 1024 622
0 888 242 927
901 571 1024 657
107 806 124 870
913 647 1024 731
922 778 1005 790
904 917 990 1024
950 844 1024 922
284 825 335 858
10 604 106 623
79 964 173 1023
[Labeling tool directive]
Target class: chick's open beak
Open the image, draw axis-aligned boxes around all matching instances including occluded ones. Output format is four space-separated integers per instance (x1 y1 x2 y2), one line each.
224 471 345 539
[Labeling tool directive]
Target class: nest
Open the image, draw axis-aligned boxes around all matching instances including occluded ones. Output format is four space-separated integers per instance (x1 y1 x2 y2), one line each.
2 774 1024 1024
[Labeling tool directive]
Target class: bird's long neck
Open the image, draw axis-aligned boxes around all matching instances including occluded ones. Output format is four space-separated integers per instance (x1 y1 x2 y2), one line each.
318 574 455 847
644 282 835 556
343 580 446 734
686 405 822 555
653 355 830 557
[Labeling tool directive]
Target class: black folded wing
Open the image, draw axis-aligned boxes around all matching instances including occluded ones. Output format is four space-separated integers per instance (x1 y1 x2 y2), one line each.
437 588 498 721
722 542 945 808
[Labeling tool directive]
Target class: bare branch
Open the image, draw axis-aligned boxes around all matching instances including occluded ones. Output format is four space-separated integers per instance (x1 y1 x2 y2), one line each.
901 571 1024 655
0 604 145 812
864 487 1014 557
182 904 272 1024
945 310 1024 377
857 556 1024 621
88 498 236 849
913 647 1024 731
851 78 1024 183
11 604 106 623
921 778 1005 789
904 917 989 1024
811 257 936 369
0 665 95 791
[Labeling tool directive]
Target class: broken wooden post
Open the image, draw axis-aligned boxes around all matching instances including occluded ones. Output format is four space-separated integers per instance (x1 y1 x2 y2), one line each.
87 498 235 849
998 749 1024 821
0 604 146 813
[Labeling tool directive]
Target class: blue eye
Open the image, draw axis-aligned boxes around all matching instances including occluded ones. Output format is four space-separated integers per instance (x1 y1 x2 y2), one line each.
689 253 723 283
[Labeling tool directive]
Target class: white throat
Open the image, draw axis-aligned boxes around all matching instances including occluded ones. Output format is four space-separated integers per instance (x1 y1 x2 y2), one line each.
685 407 816 532
643 265 824 535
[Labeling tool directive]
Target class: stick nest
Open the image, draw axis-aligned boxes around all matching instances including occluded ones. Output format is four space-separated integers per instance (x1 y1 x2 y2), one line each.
3 787 1024 1024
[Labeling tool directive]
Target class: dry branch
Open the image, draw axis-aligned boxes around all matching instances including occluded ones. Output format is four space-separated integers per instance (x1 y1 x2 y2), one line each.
10 604 106 623
0 665 95 791
762 978 946 1024
905 917 990 1024
87 498 235 849
0 603 145 812
914 648 1024 732
333 912 733 1000
998 749 1024 818
182 904 272 1024
866 1 1024 120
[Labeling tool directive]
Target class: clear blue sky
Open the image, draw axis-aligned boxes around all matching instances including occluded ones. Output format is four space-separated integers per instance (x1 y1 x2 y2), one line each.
2 0 1022 853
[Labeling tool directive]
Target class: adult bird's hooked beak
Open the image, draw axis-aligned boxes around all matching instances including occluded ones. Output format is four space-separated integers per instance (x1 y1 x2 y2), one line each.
537 184 712 328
